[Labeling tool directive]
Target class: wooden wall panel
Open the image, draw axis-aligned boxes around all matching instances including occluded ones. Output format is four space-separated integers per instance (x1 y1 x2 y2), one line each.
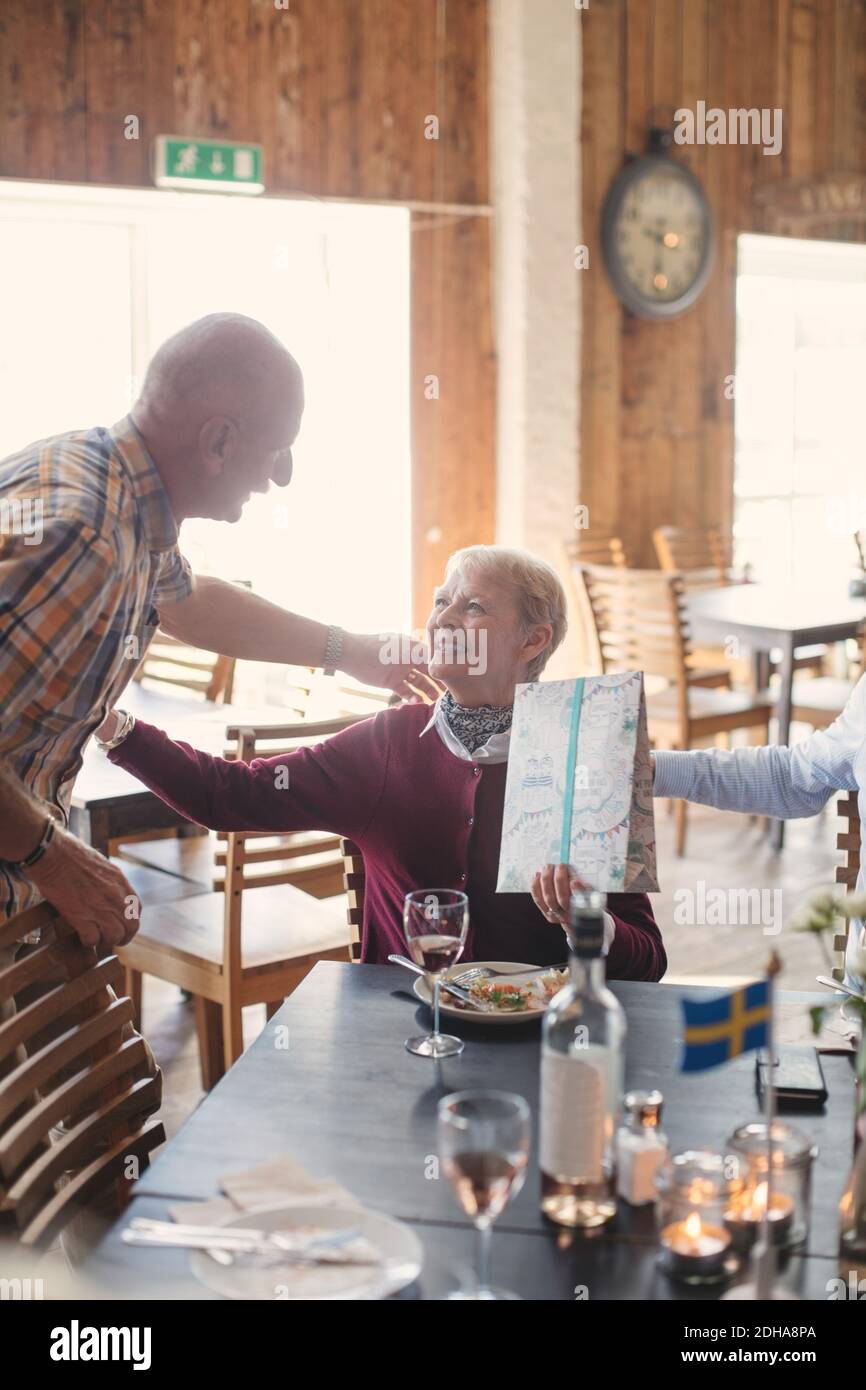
411 211 496 618
580 0 866 567
0 0 493 628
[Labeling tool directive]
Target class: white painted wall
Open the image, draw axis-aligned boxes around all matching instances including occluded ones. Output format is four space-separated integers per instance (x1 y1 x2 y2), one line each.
489 0 583 675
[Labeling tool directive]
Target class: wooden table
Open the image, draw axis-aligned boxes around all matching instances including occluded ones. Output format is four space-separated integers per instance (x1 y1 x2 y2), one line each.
68 687 297 855
688 584 866 848
83 962 855 1301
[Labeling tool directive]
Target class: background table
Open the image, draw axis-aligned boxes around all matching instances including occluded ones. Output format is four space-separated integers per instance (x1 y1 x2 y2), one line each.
688 584 865 848
84 962 856 1300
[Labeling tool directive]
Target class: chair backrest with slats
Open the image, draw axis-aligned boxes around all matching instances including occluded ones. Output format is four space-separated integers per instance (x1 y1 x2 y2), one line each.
340 839 365 962
0 904 164 1249
134 632 237 704
653 525 733 586
835 794 861 981
579 563 691 732
566 534 628 568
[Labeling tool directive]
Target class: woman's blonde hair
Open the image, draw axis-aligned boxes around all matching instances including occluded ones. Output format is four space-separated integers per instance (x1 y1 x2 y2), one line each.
444 545 568 682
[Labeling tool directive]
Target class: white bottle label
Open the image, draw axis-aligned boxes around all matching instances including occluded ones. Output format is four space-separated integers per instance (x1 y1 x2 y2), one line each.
540 1043 609 1182
616 1134 667 1204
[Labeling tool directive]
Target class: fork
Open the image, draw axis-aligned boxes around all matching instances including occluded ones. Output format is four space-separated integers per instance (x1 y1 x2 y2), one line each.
122 1217 369 1266
451 962 568 987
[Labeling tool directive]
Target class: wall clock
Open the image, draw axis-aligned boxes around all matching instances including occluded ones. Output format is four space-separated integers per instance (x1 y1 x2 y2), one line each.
601 151 715 319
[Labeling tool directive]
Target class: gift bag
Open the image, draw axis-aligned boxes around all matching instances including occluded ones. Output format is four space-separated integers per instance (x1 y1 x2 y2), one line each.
497 671 658 894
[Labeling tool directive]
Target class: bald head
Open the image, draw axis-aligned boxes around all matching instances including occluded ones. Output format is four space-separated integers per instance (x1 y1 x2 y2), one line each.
132 313 304 524
138 313 302 423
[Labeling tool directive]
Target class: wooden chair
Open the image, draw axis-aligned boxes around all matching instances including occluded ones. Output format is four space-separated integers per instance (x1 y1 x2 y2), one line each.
0 903 163 1251
653 525 747 688
341 839 365 963
834 794 861 982
566 534 627 568
133 632 237 704
654 524 825 683
579 564 773 856
653 524 735 584
790 626 865 732
118 716 361 1089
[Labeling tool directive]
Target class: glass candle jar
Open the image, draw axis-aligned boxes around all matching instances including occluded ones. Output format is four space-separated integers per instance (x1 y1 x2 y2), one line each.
655 1150 739 1284
723 1120 817 1252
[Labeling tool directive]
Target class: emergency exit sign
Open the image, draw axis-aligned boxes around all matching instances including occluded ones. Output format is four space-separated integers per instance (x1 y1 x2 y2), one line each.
153 136 264 194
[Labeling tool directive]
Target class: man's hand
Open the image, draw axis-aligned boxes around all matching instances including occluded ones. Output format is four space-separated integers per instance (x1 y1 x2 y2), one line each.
29 829 142 950
340 632 442 702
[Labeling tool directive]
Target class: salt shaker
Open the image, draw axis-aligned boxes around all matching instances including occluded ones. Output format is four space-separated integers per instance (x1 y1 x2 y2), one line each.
616 1089 668 1205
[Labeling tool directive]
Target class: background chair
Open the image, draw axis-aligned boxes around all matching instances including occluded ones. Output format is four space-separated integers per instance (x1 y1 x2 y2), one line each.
653 524 826 685
341 838 365 963
834 793 861 983
790 626 865 732
567 533 628 567
0 904 163 1251
133 632 238 704
118 716 360 1089
579 563 773 855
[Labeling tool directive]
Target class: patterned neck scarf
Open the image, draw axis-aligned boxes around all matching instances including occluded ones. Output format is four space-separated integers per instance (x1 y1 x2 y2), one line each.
441 690 513 755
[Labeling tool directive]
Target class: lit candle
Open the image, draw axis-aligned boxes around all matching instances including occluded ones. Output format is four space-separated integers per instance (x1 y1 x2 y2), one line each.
725 1181 795 1250
660 1210 732 1280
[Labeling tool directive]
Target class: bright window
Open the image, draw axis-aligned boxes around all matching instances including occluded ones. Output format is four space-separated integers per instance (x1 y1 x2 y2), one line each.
734 233 866 585
0 181 412 652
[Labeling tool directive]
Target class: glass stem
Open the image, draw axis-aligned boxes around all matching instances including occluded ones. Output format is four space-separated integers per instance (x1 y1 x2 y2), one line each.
477 1219 492 1293
432 975 441 1039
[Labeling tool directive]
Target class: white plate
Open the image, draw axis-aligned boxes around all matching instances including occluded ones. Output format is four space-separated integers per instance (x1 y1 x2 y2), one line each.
413 960 564 1025
189 1203 422 1301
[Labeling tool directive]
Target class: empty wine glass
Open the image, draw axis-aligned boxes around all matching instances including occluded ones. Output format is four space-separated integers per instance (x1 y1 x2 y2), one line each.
438 1089 531 1300
403 888 468 1058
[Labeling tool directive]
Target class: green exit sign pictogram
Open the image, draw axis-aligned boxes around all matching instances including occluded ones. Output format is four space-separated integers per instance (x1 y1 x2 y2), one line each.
153 136 264 194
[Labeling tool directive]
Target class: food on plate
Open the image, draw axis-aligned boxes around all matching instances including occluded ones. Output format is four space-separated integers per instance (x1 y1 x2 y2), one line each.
457 968 568 1013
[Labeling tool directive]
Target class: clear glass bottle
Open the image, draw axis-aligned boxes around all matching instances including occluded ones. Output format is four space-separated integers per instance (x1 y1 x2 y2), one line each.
616 1089 668 1205
539 889 626 1228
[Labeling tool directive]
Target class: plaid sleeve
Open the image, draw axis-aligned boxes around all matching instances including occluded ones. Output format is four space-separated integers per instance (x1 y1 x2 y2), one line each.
0 520 118 729
152 546 193 606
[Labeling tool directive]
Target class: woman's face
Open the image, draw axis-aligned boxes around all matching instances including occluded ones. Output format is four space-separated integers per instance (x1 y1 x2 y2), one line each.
425 565 548 701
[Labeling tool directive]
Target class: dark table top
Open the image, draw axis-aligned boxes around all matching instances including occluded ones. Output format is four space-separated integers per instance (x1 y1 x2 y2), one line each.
85 963 856 1299
688 583 866 648
82 1194 841 1302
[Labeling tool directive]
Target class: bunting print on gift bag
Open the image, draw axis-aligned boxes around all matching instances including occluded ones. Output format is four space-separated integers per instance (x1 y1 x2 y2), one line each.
497 671 658 894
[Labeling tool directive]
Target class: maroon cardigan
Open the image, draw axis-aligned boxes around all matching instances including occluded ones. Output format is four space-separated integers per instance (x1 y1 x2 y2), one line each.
109 704 666 979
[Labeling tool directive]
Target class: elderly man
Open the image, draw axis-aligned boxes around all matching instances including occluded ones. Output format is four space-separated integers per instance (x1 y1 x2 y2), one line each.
0 312 425 953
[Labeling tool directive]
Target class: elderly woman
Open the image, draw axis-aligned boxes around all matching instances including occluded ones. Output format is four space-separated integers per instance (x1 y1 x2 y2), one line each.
97 546 665 979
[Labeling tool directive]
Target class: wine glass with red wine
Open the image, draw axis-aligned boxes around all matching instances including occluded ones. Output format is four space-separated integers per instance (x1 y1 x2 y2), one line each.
438 1090 531 1300
403 888 469 1058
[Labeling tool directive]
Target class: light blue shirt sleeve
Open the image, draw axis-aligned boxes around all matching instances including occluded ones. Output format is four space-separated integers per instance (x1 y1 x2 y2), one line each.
653 674 866 818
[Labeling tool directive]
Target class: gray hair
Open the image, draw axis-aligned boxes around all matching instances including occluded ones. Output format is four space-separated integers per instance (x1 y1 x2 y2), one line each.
445 545 568 682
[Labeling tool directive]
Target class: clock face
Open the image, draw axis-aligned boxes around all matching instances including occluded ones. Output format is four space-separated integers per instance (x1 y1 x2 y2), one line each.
602 156 714 318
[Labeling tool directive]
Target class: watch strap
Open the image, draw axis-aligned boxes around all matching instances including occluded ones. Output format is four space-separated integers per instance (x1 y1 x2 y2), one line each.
323 625 344 678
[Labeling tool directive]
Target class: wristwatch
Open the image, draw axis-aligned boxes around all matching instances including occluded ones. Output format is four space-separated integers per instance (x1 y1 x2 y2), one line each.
323 625 344 677
96 708 136 751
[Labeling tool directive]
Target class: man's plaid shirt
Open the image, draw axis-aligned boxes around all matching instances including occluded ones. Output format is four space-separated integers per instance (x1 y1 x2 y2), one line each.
0 415 192 922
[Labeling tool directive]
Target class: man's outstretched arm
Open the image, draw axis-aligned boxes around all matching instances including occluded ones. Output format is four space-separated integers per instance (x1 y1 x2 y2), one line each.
158 574 434 699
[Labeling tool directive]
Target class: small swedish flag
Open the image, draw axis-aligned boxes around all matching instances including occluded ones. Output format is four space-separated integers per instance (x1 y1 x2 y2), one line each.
680 980 770 1072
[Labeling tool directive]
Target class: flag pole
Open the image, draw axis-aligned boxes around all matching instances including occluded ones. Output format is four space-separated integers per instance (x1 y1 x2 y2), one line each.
754 951 782 1299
